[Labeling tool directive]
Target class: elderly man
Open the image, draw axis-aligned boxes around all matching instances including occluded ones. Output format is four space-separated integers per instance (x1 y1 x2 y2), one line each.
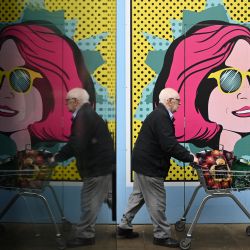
54 88 115 247
117 88 198 248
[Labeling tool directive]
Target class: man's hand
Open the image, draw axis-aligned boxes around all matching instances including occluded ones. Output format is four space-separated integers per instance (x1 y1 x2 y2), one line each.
48 154 59 167
48 156 55 163
190 153 199 164
193 156 199 164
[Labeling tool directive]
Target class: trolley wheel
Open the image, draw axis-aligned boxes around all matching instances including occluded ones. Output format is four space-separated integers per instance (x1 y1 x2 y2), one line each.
56 236 66 250
246 226 250 236
62 218 72 232
175 220 186 232
180 238 192 250
34 232 41 238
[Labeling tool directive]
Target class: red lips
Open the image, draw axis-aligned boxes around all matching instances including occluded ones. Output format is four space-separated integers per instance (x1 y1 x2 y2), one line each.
0 105 18 117
232 106 250 117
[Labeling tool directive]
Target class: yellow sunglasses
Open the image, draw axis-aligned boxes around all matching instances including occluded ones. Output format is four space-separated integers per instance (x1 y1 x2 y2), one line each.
0 67 42 93
208 67 250 94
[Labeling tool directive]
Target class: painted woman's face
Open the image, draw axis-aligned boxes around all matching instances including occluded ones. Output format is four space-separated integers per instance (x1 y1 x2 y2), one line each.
208 39 250 133
0 39 43 132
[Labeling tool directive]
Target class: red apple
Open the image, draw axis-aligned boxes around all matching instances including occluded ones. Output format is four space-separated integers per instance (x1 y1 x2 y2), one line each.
219 151 224 157
227 178 232 187
201 163 209 169
211 150 221 158
35 155 44 165
203 171 211 180
25 149 38 158
206 178 215 187
212 182 221 189
221 181 229 189
205 156 215 166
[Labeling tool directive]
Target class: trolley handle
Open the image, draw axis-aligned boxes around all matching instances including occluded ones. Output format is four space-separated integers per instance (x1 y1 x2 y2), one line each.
190 162 202 170
48 161 58 168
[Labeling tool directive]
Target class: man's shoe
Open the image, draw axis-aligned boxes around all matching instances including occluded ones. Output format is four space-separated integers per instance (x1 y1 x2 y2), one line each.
153 237 179 248
117 227 139 238
66 237 95 248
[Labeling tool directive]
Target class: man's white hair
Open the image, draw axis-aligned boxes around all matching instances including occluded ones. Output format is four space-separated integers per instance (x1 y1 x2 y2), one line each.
67 88 90 105
159 88 179 103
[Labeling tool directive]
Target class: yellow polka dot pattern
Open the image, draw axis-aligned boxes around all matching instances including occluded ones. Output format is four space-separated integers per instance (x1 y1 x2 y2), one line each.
166 160 198 181
132 120 142 145
224 1 250 23
131 0 249 181
108 121 116 143
52 159 81 181
0 0 116 181
0 0 26 22
45 0 116 101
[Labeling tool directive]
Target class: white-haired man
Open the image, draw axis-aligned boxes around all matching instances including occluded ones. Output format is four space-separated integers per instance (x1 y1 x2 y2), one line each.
54 88 115 247
117 88 198 248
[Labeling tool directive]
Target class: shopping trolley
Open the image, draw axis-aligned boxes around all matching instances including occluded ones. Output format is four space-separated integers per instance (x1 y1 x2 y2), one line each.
0 149 71 249
175 150 250 250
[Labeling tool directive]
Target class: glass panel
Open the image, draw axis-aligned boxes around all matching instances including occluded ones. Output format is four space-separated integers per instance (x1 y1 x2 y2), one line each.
128 0 250 249
0 1 117 249
183 20 250 232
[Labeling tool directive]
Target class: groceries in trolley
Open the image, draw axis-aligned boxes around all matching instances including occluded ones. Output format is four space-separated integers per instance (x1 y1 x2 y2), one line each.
0 149 53 189
196 149 235 190
17 149 53 189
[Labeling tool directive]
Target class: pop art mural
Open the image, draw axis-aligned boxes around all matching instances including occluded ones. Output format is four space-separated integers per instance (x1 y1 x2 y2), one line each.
131 0 250 181
0 0 116 180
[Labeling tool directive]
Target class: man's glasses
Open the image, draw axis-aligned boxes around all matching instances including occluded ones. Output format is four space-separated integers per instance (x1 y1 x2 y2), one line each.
169 98 181 105
0 67 42 93
65 98 76 104
208 67 250 94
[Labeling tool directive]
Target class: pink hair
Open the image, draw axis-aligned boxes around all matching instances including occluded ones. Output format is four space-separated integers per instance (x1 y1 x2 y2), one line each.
0 22 92 141
161 22 250 143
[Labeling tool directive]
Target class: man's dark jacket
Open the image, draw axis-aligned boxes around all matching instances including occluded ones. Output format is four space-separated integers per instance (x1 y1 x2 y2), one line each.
132 103 194 178
55 103 115 178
